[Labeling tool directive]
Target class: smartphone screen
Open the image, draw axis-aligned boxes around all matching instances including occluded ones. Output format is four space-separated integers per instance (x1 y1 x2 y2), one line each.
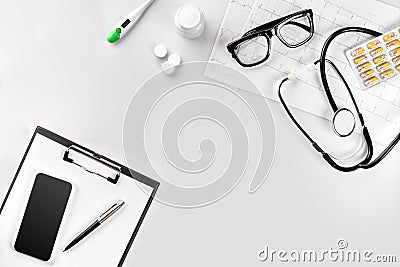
14 173 72 261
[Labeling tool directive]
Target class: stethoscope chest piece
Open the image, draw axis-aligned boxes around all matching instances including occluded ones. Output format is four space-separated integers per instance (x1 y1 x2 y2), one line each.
278 27 400 171
332 108 356 137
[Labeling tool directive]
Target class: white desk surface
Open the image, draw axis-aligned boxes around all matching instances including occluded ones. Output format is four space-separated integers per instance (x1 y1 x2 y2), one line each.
0 0 399 266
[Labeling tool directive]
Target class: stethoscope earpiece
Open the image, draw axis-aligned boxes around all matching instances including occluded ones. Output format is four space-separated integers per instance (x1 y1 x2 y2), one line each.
287 72 297 81
279 27 399 171
306 63 317 71
332 108 356 137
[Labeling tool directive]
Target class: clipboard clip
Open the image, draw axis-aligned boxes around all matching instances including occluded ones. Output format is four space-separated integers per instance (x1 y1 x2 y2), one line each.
63 145 121 184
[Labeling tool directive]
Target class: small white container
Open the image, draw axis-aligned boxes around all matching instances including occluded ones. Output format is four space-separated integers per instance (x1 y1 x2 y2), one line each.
175 4 205 39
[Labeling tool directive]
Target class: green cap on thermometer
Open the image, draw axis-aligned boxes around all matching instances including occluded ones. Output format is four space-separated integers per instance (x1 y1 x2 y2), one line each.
107 28 122 43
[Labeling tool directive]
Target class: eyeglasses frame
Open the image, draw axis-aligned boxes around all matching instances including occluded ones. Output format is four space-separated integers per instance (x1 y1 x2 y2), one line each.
226 9 314 67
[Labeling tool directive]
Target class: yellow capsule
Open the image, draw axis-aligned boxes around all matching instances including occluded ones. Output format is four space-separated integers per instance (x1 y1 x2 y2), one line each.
376 62 391 72
390 48 400 57
383 32 396 42
393 56 400 65
396 65 400 72
364 76 379 87
373 55 388 65
351 47 365 57
354 55 368 65
360 69 375 79
380 69 395 79
367 40 381 49
357 62 372 72
370 47 384 57
386 39 400 49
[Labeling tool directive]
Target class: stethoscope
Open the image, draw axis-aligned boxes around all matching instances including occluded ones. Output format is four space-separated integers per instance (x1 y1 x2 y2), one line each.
278 27 400 172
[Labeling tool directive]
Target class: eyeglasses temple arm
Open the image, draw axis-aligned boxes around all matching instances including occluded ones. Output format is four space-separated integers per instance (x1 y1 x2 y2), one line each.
243 20 311 38
285 21 311 32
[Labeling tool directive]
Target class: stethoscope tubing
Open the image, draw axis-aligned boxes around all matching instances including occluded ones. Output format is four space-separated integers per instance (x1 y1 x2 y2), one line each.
279 27 399 171
318 27 381 113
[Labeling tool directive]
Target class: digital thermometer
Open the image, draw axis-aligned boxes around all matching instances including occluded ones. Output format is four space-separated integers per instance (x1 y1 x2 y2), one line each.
107 0 156 43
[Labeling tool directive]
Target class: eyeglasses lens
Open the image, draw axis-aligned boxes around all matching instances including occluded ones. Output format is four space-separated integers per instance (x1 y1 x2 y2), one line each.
234 35 269 66
279 14 312 46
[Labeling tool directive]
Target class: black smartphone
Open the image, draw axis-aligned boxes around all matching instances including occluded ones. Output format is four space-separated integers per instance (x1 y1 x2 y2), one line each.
14 173 72 261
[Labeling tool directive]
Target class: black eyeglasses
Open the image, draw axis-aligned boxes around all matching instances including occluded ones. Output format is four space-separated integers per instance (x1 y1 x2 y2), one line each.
227 9 314 67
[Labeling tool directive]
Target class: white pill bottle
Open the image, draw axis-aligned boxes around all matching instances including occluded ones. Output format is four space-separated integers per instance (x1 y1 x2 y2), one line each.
175 4 205 39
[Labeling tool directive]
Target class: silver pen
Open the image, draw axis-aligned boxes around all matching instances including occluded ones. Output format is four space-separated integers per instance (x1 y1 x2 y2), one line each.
63 200 125 252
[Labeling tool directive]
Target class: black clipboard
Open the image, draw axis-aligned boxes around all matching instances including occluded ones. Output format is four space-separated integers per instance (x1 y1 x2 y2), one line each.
0 126 159 267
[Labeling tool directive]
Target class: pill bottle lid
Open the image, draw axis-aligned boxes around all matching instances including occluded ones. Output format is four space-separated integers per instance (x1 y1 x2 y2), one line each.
176 4 202 31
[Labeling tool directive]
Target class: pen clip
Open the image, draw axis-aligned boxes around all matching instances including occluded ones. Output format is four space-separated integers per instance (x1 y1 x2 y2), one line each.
98 202 125 223
63 145 121 184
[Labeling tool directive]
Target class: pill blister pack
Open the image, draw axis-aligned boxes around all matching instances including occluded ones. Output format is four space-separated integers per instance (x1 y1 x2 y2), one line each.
346 27 400 90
